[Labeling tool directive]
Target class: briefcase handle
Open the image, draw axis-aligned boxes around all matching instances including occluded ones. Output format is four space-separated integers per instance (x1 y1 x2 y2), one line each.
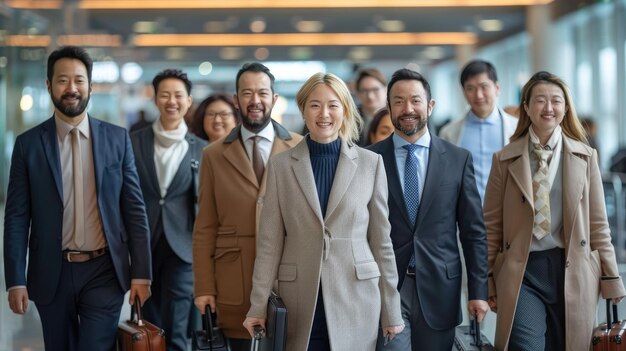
470 315 484 347
203 305 217 343
130 296 145 327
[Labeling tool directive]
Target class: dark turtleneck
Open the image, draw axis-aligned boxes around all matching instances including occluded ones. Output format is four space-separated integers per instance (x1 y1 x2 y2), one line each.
307 137 341 217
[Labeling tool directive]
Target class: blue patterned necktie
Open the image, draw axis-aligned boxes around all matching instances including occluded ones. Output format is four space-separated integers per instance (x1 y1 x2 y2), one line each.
403 144 421 224
403 144 420 272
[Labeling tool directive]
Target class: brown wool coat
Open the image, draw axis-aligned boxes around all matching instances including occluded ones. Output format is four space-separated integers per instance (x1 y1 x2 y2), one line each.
192 122 302 338
484 133 626 351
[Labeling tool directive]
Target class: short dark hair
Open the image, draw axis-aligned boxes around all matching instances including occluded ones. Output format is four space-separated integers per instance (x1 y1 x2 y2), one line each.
190 94 241 140
47 46 93 83
356 68 386 91
386 68 432 106
235 62 275 94
460 60 498 87
152 68 192 95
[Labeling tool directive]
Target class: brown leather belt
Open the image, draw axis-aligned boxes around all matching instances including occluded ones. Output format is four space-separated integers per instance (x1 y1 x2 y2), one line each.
62 247 108 263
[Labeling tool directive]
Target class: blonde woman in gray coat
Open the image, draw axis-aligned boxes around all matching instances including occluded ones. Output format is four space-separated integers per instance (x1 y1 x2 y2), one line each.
243 72 404 350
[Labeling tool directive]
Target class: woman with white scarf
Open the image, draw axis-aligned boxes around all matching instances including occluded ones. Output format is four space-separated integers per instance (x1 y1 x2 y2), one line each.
130 69 207 351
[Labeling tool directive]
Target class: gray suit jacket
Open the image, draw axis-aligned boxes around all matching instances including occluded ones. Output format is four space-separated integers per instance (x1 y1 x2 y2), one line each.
248 138 402 350
131 127 207 263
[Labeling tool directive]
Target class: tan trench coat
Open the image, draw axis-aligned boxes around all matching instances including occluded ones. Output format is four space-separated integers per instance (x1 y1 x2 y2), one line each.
192 122 302 338
484 133 626 351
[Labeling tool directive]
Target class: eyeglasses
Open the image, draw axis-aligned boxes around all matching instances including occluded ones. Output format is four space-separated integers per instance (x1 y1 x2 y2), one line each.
205 111 234 120
358 87 383 95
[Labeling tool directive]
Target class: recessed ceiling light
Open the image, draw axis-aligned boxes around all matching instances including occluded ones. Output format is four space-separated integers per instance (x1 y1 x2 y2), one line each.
198 61 213 75
478 19 503 32
254 47 270 60
295 20 324 33
421 46 445 60
289 47 313 60
250 19 266 33
349 47 372 61
165 47 185 60
133 21 157 33
378 20 405 32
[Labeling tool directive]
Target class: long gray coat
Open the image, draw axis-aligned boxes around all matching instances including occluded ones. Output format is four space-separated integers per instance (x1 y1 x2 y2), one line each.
247 139 403 350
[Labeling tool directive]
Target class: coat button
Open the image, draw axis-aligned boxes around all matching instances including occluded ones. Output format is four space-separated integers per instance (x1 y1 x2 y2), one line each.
159 199 165 205
565 260 570 267
581 240 587 246
257 197 263 205
505 242 511 250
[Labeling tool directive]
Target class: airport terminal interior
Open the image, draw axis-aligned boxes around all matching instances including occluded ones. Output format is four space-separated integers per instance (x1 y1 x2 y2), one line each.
1 0 626 349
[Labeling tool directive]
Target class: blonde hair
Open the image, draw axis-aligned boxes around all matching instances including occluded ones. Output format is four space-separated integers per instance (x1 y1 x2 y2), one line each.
510 71 587 144
296 72 362 145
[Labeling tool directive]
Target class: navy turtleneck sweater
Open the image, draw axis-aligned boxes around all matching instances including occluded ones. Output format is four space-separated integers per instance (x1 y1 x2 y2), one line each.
307 137 341 218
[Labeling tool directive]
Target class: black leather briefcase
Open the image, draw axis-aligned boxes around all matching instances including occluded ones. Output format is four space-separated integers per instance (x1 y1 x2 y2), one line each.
192 306 231 351
251 292 287 351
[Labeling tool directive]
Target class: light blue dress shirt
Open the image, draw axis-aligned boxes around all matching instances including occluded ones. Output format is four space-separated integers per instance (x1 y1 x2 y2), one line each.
393 131 430 206
459 108 503 203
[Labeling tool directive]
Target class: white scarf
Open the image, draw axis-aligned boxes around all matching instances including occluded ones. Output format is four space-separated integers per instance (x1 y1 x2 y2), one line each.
529 124 562 188
153 120 189 198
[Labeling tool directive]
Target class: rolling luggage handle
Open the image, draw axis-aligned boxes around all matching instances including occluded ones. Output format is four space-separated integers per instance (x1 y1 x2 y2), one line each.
469 316 484 347
202 305 218 344
613 302 623 344
250 326 265 351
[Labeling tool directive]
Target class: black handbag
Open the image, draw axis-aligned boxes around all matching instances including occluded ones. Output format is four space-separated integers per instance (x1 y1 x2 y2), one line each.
250 292 287 351
192 306 231 351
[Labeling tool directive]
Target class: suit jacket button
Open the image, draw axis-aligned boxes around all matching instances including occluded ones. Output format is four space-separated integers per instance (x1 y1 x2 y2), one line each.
565 260 570 267
159 199 165 205
580 240 586 246
505 242 511 250
257 197 263 205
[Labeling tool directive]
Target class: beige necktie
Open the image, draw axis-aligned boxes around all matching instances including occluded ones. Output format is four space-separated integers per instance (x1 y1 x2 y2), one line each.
252 136 264 185
71 128 85 248
532 143 553 240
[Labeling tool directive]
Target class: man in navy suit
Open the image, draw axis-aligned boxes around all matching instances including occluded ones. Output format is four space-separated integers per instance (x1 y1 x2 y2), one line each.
368 68 489 350
131 69 207 350
3 46 152 351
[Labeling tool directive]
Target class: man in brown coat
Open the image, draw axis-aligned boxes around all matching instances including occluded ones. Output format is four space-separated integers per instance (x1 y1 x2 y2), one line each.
192 62 302 350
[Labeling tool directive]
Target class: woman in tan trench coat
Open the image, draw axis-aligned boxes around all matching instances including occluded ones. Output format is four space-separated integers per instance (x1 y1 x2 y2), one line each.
484 71 625 350
243 72 404 350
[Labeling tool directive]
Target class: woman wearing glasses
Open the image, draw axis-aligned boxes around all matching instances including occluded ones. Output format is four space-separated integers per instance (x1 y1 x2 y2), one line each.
191 94 241 142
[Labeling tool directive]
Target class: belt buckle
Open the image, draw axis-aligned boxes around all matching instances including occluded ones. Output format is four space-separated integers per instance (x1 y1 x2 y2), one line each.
65 251 82 263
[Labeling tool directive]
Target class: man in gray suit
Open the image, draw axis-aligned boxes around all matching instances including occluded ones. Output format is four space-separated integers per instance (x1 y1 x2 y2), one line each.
131 69 207 351
369 68 489 351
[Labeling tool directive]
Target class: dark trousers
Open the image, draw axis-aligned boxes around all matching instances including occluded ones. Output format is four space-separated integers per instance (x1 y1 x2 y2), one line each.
35 252 124 351
143 236 194 351
509 247 565 351
376 274 455 351
308 285 331 351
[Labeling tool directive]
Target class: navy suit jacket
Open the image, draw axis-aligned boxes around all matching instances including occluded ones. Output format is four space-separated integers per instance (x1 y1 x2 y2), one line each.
368 132 488 330
3 116 152 304
130 127 207 263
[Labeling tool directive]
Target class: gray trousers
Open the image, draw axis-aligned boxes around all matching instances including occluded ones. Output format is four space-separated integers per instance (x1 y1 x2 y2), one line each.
509 247 565 351
375 274 455 351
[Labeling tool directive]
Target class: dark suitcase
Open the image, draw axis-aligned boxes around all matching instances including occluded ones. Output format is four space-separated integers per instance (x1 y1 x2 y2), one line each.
117 297 166 351
454 318 495 351
593 299 613 351
609 303 626 351
249 292 288 351
192 306 231 351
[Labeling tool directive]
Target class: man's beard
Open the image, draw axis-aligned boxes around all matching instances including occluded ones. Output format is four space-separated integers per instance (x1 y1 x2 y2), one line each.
52 92 90 118
239 103 272 133
393 114 427 136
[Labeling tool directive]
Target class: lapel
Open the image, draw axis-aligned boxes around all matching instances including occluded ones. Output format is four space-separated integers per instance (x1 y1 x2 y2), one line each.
325 139 358 221
502 136 534 209
290 140 324 224
89 116 106 196
166 134 194 197
562 135 590 242
414 134 447 232
380 136 412 227
222 126 259 189
139 128 161 196
40 117 63 201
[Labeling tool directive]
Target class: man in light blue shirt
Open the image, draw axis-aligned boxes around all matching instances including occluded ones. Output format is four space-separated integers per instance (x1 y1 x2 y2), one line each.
439 60 518 203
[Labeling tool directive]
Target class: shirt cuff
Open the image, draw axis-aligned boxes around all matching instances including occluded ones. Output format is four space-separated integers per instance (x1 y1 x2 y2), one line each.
131 279 151 286
8 285 26 291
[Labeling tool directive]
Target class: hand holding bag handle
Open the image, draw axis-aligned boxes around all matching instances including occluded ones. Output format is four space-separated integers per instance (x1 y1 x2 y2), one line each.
130 296 145 327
